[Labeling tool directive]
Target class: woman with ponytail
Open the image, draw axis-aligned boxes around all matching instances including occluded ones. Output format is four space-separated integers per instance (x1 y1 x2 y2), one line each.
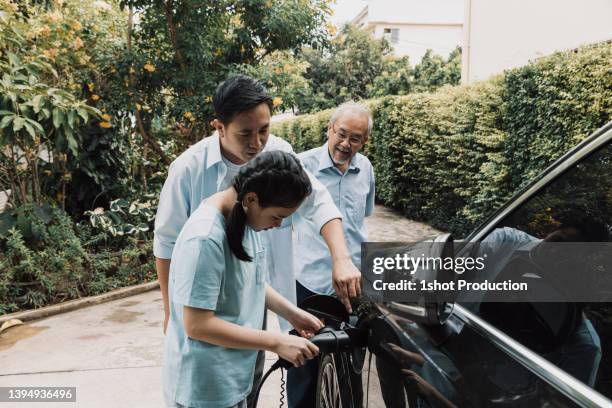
163 151 323 408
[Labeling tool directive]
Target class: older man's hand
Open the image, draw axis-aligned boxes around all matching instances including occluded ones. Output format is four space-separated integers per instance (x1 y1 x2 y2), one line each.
332 257 361 313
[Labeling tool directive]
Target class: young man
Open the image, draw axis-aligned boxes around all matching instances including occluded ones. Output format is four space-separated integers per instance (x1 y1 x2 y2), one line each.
154 75 361 407
288 101 376 408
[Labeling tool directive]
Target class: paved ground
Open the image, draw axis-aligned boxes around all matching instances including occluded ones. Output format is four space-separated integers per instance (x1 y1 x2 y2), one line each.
0 205 440 407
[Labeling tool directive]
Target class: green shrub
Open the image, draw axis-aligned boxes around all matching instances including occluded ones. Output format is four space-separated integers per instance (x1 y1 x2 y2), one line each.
272 42 612 237
0 204 155 313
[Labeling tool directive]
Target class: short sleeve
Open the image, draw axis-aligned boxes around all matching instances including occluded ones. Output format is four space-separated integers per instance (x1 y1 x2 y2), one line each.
296 169 342 233
172 238 225 311
153 161 192 259
365 164 376 217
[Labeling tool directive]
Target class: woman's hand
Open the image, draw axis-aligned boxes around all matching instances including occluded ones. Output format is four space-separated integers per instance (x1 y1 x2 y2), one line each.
288 308 324 338
272 334 319 367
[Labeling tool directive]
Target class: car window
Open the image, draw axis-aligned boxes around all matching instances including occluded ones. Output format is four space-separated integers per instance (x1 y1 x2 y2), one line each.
463 141 612 397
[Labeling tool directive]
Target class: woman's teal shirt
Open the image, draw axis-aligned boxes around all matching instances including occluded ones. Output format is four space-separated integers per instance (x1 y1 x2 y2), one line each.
163 202 266 408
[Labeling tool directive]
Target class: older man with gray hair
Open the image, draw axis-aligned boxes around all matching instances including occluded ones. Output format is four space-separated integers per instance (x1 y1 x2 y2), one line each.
288 101 375 408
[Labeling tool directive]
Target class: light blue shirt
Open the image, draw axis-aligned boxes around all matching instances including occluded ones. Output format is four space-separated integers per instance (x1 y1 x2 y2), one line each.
163 202 266 408
295 143 375 295
153 133 342 327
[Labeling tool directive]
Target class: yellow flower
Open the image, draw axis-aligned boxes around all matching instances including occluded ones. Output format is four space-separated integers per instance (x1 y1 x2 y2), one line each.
6 2 18 12
213 49 223 57
326 22 337 36
72 21 82 31
205 96 212 103
91 94 100 101
99 121 112 128
48 12 61 23
265 0 273 8
43 48 59 61
272 97 283 107
101 113 111 121
73 37 84 50
87 82 94 92
183 111 193 120
129 67 135 74
143 63 156 73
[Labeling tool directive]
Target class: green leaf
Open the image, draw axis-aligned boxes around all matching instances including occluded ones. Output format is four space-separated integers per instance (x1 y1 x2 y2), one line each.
32 95 43 113
66 129 78 155
25 118 44 134
24 122 36 139
68 109 77 128
52 109 63 129
76 108 89 122
0 114 14 129
12 117 25 132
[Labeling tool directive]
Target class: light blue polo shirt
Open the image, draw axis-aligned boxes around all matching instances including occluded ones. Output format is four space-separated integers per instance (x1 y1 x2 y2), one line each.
163 202 266 408
295 143 375 295
153 133 342 329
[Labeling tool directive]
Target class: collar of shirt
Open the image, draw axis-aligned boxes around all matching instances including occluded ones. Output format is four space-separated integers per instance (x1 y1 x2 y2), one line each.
317 142 361 174
206 132 223 169
205 131 234 191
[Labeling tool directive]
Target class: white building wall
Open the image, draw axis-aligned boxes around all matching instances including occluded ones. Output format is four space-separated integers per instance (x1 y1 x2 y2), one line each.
463 0 612 83
372 23 463 63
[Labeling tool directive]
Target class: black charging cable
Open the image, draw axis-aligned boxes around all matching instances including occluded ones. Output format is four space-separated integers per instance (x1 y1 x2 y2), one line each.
252 327 354 407
252 358 290 408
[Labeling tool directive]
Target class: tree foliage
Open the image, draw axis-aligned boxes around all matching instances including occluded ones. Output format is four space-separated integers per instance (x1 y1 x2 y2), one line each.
116 0 333 147
293 25 462 113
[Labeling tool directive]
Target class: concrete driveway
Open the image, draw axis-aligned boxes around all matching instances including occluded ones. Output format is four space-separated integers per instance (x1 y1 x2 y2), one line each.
0 205 440 407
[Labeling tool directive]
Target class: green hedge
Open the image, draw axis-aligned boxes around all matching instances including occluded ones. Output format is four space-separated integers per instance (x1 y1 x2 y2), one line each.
272 42 612 237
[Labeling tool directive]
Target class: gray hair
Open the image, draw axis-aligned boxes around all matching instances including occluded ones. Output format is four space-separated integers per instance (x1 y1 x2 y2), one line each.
329 101 373 137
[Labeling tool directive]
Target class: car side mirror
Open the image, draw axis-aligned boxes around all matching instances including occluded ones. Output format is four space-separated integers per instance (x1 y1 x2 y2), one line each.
386 233 455 325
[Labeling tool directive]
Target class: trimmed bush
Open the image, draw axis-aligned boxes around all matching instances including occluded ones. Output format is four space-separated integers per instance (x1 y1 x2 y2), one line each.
273 42 612 237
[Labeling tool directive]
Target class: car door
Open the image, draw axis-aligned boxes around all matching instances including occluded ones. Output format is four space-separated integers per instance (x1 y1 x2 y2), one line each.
365 122 612 407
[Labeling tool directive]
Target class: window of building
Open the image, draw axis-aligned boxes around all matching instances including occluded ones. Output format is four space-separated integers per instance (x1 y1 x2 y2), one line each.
383 28 400 44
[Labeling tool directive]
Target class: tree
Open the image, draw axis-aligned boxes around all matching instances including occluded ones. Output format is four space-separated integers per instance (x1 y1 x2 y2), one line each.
412 46 461 92
367 55 413 98
236 50 310 113
297 24 392 113
0 1 101 210
116 0 333 152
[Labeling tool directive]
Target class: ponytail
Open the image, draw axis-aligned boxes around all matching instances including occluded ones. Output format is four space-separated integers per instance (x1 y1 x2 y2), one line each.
225 151 311 262
226 200 252 262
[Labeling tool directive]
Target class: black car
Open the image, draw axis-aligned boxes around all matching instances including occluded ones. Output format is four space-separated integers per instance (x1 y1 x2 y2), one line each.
307 121 612 408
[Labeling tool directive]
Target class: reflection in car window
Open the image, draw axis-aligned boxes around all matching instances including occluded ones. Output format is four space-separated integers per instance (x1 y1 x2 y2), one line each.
469 142 612 397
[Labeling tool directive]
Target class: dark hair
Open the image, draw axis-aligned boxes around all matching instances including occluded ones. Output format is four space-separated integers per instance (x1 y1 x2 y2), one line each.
213 74 273 124
226 151 312 261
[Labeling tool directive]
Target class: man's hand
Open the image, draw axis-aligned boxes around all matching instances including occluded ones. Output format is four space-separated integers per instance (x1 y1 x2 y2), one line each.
156 257 171 335
332 257 361 313
288 308 324 339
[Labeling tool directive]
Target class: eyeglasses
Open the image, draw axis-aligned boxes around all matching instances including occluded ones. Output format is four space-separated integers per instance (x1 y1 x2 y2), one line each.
331 124 364 146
